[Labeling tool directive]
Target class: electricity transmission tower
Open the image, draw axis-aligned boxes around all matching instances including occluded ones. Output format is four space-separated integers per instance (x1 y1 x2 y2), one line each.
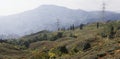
97 0 106 29
56 19 60 31
102 0 106 21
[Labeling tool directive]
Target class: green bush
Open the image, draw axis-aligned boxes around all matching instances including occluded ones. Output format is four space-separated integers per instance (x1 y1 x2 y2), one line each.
67 41 91 54
49 45 68 58
75 41 91 51
31 50 49 59
100 24 116 39
57 32 63 38
100 32 107 38
51 32 63 41
69 33 77 38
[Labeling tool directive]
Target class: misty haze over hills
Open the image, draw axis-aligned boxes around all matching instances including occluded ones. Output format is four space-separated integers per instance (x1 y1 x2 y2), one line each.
0 5 120 39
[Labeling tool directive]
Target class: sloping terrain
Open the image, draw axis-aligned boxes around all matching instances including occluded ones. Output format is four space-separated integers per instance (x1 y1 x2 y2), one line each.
0 5 120 37
23 20 120 59
0 20 120 59
0 43 28 59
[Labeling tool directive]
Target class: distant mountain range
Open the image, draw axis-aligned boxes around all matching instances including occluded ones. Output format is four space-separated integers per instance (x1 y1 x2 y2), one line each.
0 5 120 38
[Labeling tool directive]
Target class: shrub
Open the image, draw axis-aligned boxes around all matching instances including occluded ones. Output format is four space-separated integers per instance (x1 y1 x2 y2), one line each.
23 41 30 48
58 46 68 54
70 24 75 30
52 32 63 41
67 41 91 54
42 33 48 40
96 22 99 29
57 32 63 38
31 49 49 59
79 24 84 30
49 45 68 58
100 32 107 38
69 33 77 38
100 24 116 39
48 51 56 59
75 41 91 51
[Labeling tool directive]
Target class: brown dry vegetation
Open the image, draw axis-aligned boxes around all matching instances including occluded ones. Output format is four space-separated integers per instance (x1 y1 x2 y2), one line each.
0 20 120 59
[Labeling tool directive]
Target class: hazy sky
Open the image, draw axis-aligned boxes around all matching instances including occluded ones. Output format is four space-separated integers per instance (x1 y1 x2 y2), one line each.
0 0 119 16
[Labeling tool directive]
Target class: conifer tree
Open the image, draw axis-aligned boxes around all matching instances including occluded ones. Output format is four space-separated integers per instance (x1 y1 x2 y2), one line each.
97 22 99 29
80 24 84 30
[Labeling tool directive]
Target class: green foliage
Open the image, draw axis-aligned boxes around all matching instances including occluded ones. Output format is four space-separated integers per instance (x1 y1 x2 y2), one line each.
69 24 75 30
67 41 91 55
69 33 77 38
79 24 84 30
100 23 116 39
31 49 49 59
51 32 63 41
74 41 91 51
100 32 107 38
39 33 48 40
49 45 68 58
2 20 120 59
56 32 63 38
96 22 99 29
23 41 30 48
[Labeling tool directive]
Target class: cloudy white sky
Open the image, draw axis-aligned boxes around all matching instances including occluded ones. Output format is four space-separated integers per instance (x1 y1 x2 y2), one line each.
0 0 119 16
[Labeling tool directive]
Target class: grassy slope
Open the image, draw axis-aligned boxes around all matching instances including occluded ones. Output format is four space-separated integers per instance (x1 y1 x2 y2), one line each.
0 20 120 59
29 21 120 59
0 43 29 59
